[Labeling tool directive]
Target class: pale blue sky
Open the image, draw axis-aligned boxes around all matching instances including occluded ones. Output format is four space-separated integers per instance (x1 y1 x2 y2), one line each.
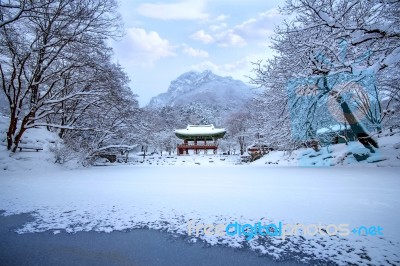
111 0 286 106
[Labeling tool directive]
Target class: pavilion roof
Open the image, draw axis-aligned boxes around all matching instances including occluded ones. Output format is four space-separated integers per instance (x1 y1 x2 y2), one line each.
174 124 226 139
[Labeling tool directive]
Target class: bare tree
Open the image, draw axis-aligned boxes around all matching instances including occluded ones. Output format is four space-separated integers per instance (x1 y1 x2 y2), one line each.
0 0 122 152
225 111 251 155
0 0 36 28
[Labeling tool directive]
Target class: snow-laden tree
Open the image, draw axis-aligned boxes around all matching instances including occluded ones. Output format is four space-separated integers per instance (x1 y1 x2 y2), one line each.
252 0 399 151
377 64 400 130
176 102 219 127
218 134 236 155
224 110 252 155
54 63 141 164
0 0 122 152
44 51 116 139
152 107 180 155
246 91 298 151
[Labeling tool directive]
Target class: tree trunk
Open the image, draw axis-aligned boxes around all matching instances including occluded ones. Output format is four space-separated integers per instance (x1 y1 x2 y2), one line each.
6 117 17 150
11 116 31 152
238 136 245 155
339 99 378 152
6 105 19 150
125 151 129 163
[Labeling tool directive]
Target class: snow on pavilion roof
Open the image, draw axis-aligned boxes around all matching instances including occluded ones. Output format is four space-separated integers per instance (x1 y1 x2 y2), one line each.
174 124 226 139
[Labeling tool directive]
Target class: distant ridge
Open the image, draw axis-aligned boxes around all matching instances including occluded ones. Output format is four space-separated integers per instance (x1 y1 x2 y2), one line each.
148 70 254 110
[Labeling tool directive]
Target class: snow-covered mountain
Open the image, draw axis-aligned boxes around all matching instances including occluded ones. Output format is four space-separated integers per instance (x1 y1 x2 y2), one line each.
148 70 254 110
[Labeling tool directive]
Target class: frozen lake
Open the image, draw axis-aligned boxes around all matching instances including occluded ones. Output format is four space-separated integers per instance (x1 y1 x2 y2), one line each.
1 165 399 265
0 213 306 266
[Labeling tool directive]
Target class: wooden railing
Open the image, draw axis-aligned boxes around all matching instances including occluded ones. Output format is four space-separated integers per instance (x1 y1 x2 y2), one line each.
177 144 217 148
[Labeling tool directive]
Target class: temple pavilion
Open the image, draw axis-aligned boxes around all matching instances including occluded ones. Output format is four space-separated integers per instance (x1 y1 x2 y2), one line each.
174 124 226 155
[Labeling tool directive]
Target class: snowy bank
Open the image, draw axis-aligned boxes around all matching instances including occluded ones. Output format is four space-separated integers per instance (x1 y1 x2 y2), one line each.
253 131 400 167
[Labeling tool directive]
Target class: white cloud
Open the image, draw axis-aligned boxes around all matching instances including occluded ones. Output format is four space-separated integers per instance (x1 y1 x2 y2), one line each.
233 8 281 39
137 0 208 20
215 14 229 21
191 57 249 75
113 27 175 67
191 29 246 47
182 44 209 58
191 60 219 72
191 59 248 81
221 58 249 72
190 30 214 44
209 22 227 32
214 30 246 47
191 53 271 79
190 8 283 47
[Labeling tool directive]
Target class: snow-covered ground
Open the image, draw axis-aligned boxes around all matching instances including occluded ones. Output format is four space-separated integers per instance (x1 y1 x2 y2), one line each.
128 154 243 166
0 115 62 172
1 164 399 265
1 115 399 265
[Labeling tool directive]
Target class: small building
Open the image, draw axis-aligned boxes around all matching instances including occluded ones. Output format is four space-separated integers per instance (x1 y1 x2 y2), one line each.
317 124 356 145
174 124 226 155
247 144 273 155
